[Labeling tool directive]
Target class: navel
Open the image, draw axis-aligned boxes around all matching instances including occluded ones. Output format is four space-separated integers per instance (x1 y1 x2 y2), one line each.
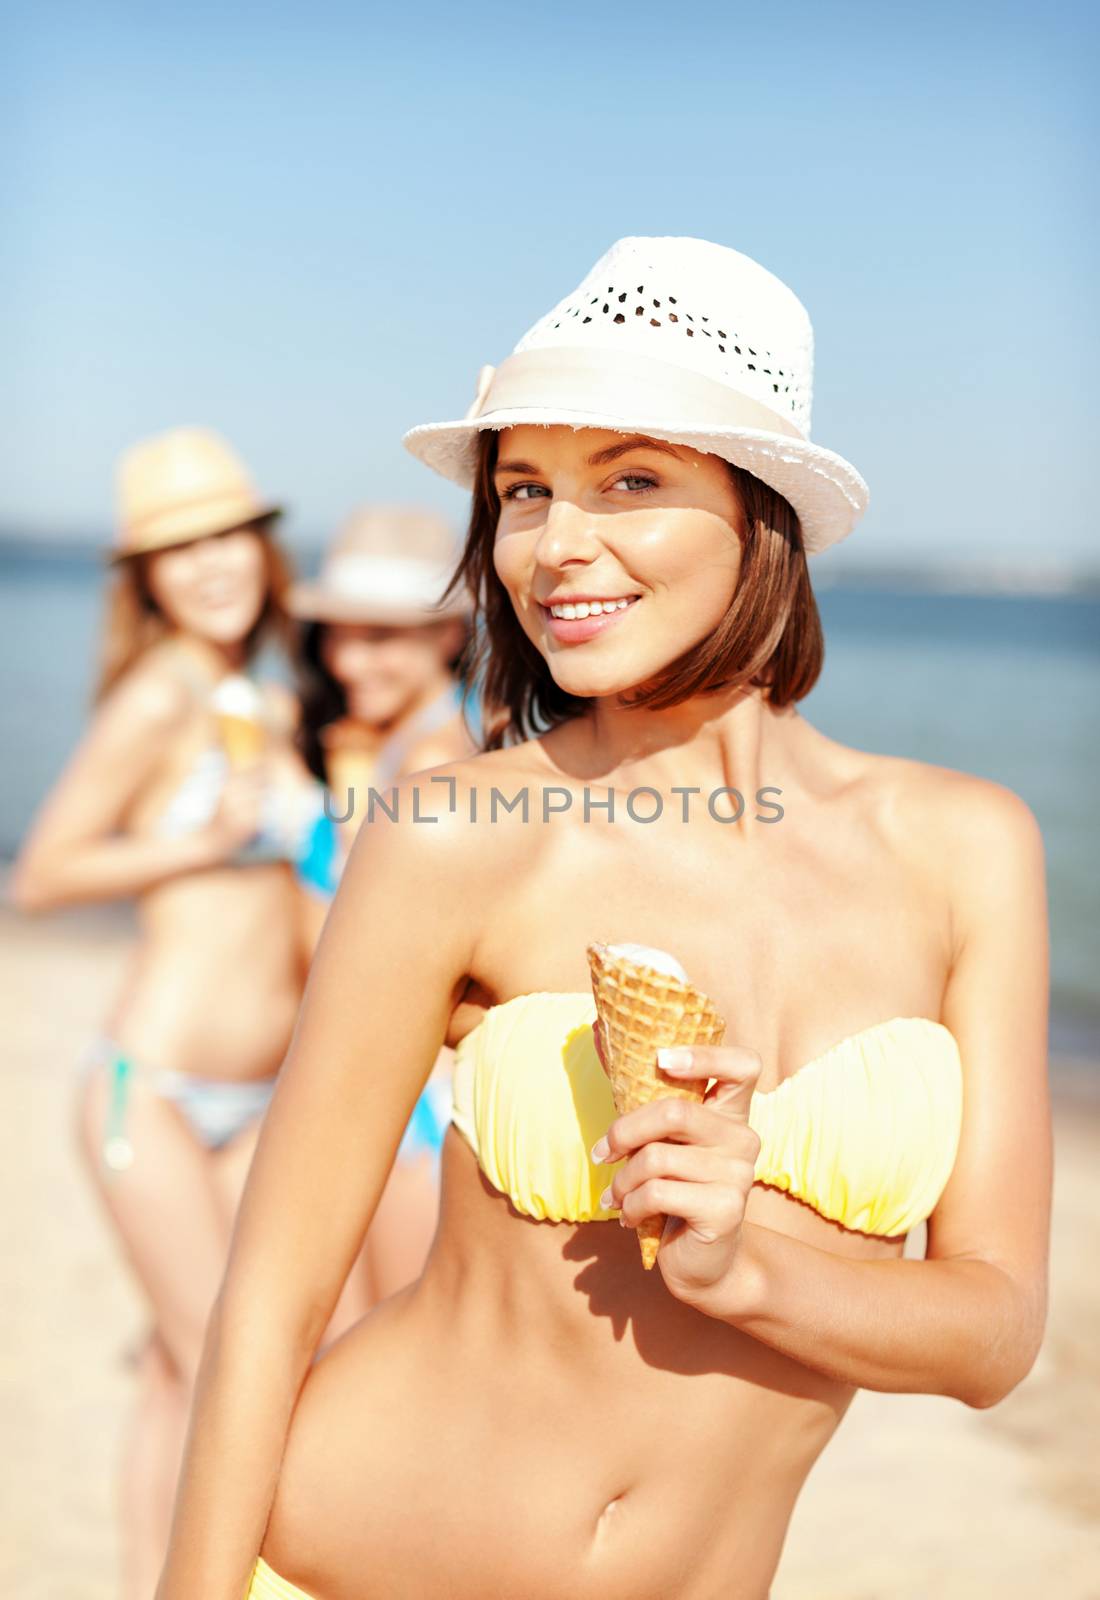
593 1492 626 1543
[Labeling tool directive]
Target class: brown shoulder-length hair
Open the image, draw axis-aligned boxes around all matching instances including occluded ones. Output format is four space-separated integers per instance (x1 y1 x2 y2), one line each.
95 518 296 703
439 431 824 750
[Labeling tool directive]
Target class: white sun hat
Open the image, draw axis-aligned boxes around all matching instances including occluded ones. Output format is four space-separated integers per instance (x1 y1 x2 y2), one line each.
287 504 470 625
403 236 869 554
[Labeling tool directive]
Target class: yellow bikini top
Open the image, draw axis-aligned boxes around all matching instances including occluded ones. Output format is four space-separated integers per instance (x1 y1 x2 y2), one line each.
450 992 964 1239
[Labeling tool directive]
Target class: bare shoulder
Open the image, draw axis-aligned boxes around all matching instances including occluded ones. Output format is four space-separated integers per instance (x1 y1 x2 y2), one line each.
94 641 195 739
401 733 554 795
913 767 1047 937
401 721 478 777
876 753 1042 862
354 738 548 881
844 744 1046 932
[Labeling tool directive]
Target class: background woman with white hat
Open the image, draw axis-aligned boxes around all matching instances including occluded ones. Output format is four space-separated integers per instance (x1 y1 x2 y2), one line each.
290 503 476 888
288 503 477 1305
160 240 1050 1600
10 426 355 1598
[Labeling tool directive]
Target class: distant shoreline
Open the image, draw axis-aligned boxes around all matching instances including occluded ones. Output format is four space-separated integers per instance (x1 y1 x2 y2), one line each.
3 533 1100 601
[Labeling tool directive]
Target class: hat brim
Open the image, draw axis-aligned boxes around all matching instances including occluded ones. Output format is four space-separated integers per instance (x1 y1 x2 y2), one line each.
403 412 868 555
105 503 283 564
286 583 472 627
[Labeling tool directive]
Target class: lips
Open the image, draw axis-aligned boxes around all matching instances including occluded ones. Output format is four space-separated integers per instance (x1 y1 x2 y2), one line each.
540 594 640 644
545 596 637 620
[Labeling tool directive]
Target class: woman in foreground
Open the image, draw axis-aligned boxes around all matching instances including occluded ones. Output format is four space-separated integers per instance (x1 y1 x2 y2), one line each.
290 503 476 1300
158 239 1052 1600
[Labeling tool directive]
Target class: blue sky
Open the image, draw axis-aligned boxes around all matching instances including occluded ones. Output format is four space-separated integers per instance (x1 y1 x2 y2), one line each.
2 0 1097 570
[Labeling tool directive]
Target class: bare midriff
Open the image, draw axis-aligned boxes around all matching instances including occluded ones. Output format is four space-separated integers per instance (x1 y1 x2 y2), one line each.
262 1129 894 1600
109 866 303 1080
258 729 952 1598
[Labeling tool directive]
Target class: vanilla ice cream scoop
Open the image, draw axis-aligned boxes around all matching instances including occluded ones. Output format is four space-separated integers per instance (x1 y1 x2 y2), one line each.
209 674 264 718
605 942 689 983
210 674 267 769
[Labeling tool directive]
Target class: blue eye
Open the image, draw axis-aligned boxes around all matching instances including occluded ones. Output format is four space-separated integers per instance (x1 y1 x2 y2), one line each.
501 482 550 501
613 473 658 492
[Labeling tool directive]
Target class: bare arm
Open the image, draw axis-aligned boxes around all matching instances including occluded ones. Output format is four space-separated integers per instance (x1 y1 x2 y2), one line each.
156 774 482 1599
9 661 243 909
698 783 1052 1406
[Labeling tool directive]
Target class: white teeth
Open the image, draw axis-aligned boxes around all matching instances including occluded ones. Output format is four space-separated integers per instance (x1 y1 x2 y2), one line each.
548 597 636 619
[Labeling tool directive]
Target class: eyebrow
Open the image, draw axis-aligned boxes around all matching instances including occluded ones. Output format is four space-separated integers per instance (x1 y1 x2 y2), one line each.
585 436 686 467
493 435 685 478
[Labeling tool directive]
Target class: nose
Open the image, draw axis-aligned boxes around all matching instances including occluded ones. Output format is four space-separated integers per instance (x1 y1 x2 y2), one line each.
333 637 380 682
345 640 377 669
532 496 602 570
193 534 231 570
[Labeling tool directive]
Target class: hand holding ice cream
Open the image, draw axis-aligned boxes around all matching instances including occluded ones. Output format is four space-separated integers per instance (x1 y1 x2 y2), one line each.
587 941 725 1268
587 939 762 1299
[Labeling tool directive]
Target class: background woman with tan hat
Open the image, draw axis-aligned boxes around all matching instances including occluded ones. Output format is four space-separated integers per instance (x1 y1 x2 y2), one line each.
159 238 1049 1600
289 503 477 1302
10 425 341 1599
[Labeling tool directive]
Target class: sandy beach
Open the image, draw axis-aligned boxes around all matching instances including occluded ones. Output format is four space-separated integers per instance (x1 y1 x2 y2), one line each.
3 897 1098 1600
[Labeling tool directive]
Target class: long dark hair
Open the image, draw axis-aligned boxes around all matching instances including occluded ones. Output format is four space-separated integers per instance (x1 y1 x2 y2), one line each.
436 430 825 750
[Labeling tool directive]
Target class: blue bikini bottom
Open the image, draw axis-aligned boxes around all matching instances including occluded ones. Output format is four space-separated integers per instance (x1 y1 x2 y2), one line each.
80 1039 278 1171
81 1039 452 1175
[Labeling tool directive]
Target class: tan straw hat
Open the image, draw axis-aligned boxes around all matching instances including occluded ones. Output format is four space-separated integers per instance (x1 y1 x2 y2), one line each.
110 426 281 561
403 236 870 555
287 504 470 625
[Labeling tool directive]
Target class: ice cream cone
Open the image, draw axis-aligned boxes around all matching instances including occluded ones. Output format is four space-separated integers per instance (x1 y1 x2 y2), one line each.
587 941 726 1269
321 720 384 835
215 711 266 769
210 674 267 769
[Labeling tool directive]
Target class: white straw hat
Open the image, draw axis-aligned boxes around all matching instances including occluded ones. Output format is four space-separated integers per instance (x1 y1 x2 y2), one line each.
287 504 470 625
403 236 869 554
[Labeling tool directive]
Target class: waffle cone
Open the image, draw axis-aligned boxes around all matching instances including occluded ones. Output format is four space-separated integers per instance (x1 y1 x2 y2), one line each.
587 942 725 1269
320 716 383 754
216 712 265 770
325 746 378 807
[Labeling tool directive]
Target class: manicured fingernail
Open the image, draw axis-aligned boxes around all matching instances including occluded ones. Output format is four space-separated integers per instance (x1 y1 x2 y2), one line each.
590 1137 611 1164
599 1185 614 1210
658 1047 694 1073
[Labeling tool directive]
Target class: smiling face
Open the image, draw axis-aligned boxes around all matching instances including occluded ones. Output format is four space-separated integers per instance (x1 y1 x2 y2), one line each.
491 427 745 699
143 523 269 646
319 617 464 726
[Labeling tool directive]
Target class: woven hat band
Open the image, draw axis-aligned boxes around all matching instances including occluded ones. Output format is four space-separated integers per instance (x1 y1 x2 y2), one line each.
476 346 805 442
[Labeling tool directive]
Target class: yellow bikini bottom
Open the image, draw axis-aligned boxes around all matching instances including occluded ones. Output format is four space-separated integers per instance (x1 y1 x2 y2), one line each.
249 1557 313 1599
